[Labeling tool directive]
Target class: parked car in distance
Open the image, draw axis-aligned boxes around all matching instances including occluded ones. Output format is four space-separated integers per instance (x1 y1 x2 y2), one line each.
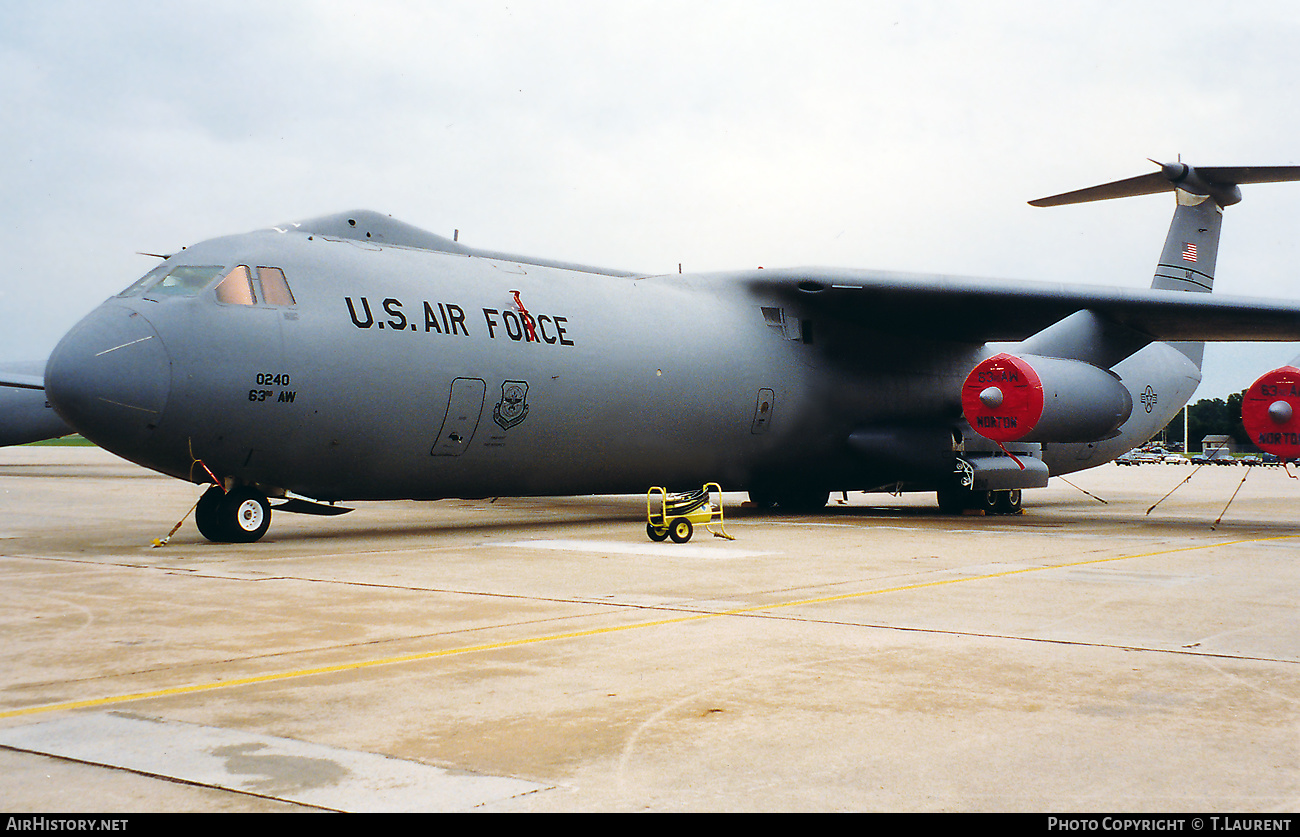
1116 450 1163 465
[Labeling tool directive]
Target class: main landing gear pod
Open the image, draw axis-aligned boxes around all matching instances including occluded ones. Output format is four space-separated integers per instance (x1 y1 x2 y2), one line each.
1242 365 1300 458
961 353 1132 443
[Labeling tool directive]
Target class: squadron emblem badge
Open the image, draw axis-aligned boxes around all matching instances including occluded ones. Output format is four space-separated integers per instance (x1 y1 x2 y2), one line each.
493 380 530 430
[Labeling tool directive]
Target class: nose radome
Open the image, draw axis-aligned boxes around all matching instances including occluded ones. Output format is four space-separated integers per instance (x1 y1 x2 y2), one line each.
45 304 171 452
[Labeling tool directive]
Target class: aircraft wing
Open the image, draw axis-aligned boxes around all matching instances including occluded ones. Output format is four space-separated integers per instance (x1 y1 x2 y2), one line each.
1 364 73 446
749 268 1300 343
0 370 45 391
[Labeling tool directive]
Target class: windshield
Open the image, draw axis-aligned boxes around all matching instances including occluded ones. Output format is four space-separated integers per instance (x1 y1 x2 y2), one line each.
117 265 226 298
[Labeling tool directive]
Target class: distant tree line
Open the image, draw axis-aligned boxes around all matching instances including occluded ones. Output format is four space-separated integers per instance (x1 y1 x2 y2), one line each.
1159 391 1250 451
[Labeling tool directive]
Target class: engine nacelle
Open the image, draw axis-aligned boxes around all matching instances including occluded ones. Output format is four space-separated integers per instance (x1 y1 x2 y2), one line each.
1241 364 1300 458
962 353 1133 443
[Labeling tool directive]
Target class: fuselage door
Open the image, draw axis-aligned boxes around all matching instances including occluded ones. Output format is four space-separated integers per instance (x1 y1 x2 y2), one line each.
431 377 486 456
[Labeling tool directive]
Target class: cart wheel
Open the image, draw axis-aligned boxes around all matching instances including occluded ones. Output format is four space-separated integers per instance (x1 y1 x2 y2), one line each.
647 522 669 542
669 518 693 543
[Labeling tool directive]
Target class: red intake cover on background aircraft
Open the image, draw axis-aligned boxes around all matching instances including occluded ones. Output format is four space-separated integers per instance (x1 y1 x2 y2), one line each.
961 353 1044 442
1241 365 1300 458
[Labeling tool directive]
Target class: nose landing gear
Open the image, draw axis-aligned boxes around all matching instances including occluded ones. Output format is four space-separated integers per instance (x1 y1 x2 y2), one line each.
195 486 272 543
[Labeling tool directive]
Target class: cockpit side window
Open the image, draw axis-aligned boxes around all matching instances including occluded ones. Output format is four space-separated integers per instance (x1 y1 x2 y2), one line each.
214 265 257 305
118 265 226 298
215 265 297 307
257 267 296 306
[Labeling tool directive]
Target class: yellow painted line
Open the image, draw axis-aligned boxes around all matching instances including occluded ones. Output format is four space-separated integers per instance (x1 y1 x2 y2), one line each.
2 533 1294 721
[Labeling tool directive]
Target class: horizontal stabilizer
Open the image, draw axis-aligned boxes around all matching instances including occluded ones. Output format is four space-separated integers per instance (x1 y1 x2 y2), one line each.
1031 161 1300 208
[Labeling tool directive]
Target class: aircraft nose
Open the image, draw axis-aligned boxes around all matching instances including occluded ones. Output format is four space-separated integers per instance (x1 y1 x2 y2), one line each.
45 305 171 451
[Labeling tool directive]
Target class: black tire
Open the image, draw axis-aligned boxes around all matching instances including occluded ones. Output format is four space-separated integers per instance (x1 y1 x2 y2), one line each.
195 486 228 542
776 487 829 514
647 522 669 542
217 487 272 543
669 517 693 543
936 486 966 515
994 489 1022 514
977 490 1000 514
747 487 777 509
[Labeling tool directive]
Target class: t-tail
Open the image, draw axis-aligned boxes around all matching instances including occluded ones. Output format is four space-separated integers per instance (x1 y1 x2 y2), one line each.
1030 161 1300 369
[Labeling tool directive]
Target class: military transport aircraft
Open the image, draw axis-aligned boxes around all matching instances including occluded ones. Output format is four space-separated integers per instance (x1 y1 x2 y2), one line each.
16 161 1300 542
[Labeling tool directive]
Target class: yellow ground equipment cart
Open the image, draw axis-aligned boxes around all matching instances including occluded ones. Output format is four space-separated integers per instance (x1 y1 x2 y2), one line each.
646 483 734 543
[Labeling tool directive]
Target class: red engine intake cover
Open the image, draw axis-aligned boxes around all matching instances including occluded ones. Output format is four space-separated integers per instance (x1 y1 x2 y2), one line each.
1241 365 1300 458
961 353 1044 442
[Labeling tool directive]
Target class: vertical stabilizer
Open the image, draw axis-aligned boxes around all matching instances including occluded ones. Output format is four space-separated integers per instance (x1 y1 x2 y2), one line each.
1150 192 1222 366
1151 190 1221 294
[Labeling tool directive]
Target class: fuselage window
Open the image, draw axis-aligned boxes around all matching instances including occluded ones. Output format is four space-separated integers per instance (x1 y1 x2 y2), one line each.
214 265 257 305
257 267 296 306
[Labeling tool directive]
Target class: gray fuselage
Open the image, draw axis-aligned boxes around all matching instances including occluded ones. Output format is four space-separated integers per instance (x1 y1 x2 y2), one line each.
46 226 998 501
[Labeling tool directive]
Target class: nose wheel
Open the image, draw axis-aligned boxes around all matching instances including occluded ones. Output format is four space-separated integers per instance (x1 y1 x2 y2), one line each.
195 486 272 543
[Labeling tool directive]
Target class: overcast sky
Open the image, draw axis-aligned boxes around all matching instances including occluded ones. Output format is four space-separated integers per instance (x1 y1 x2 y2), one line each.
3 0 1299 398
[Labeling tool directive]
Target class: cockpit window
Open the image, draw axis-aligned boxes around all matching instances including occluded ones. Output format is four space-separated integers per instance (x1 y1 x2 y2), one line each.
118 265 226 298
213 265 297 307
214 265 257 305
257 267 296 306
117 263 296 306
117 263 170 297
149 266 227 296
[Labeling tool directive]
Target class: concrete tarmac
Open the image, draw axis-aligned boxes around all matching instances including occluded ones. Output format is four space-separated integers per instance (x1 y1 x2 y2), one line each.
2 446 1299 812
